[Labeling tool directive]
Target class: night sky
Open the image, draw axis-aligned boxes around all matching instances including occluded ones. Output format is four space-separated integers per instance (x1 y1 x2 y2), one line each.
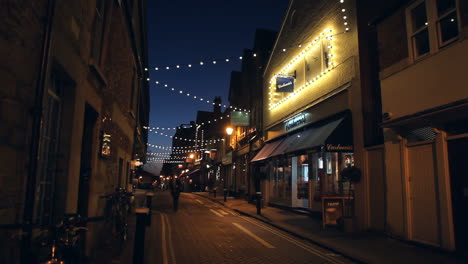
145 0 290 174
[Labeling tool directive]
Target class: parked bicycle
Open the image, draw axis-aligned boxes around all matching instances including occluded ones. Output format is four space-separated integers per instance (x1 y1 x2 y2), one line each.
101 188 133 245
35 214 88 264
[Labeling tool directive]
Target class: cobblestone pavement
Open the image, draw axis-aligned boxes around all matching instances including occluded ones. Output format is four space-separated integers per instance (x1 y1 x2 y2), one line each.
144 190 355 264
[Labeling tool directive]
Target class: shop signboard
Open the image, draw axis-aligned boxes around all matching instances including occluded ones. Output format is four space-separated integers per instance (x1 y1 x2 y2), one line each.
322 197 344 228
231 111 250 127
284 113 310 132
276 75 295 93
325 144 353 152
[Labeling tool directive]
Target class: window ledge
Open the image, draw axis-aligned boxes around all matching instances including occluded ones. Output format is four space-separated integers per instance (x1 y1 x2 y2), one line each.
88 58 108 87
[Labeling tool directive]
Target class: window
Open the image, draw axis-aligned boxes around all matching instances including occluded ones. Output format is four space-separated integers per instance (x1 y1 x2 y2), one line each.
410 2 430 57
407 0 460 60
91 0 107 64
436 0 459 45
33 73 63 226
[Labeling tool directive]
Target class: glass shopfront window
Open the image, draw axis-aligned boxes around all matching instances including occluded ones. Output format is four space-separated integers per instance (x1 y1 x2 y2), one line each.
310 152 354 200
269 157 292 206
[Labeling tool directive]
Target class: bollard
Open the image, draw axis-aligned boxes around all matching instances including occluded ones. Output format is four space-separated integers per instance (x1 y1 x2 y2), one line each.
146 192 154 226
256 192 262 215
133 208 149 264
213 188 217 198
224 189 227 202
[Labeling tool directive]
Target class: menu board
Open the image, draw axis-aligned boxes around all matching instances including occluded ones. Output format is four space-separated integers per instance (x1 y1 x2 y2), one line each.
322 197 343 228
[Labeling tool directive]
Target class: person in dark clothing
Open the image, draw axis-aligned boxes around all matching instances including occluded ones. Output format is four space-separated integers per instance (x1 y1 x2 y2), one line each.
170 178 182 211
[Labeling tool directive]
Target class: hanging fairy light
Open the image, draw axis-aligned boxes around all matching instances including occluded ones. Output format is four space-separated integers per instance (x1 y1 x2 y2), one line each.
154 81 250 112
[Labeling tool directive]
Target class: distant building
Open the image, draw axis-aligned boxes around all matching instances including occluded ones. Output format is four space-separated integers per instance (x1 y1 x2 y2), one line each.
373 0 468 252
0 0 149 262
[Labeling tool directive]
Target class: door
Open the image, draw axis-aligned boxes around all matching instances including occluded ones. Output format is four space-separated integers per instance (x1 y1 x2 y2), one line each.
448 137 468 254
77 104 97 217
367 147 386 231
407 142 440 246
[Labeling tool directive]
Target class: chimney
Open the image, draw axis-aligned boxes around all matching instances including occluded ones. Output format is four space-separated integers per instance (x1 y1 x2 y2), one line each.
213 96 222 115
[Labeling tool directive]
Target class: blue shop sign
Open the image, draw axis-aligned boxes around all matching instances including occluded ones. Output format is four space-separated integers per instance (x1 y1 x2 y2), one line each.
276 76 295 92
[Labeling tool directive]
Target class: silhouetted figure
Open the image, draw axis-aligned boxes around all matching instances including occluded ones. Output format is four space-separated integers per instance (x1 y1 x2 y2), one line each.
170 178 182 211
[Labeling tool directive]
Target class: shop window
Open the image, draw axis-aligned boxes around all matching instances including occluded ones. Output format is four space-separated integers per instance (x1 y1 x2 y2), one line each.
310 152 354 200
297 155 309 199
269 158 292 206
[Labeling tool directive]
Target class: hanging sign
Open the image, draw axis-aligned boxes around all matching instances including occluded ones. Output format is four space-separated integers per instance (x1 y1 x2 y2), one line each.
231 111 250 126
276 75 295 93
100 131 111 159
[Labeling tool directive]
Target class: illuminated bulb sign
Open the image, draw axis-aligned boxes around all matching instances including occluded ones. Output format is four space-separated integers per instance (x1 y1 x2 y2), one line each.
284 113 310 132
100 132 111 159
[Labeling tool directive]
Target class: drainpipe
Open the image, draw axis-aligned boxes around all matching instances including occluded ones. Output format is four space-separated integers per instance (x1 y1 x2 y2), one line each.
21 0 56 262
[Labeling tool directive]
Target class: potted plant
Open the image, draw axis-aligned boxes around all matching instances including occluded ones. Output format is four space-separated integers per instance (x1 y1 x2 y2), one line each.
338 165 361 232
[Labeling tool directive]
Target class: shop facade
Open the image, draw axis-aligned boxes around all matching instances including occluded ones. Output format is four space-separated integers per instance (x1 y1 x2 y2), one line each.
255 0 386 231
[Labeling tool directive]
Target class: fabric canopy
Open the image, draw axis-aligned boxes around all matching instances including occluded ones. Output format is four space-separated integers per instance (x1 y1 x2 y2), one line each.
270 116 347 156
252 114 351 162
188 169 200 175
250 139 284 162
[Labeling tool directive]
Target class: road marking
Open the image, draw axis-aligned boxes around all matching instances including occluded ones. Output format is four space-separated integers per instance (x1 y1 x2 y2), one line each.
218 210 229 215
232 222 275 248
210 209 224 217
195 199 204 204
160 214 168 264
239 216 344 264
164 214 176 264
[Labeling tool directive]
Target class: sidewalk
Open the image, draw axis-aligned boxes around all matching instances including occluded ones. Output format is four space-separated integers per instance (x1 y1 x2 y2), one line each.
193 192 465 264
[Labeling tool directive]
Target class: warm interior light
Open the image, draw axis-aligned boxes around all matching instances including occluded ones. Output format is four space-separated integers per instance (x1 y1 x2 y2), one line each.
226 127 234 135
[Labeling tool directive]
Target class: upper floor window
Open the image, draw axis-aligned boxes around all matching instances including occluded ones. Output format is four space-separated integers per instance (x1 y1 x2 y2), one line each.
91 0 107 65
407 0 460 60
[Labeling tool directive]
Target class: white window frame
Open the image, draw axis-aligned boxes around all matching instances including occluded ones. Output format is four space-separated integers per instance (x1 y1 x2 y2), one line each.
406 0 461 62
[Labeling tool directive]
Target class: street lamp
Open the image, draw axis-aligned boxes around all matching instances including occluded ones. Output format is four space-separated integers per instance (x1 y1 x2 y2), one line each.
226 127 234 135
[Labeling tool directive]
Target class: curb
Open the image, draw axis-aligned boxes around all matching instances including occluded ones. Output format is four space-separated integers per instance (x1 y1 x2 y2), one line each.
191 193 366 264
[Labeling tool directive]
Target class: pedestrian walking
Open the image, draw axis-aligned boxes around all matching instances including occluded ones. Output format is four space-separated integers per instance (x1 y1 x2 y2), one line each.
170 177 182 211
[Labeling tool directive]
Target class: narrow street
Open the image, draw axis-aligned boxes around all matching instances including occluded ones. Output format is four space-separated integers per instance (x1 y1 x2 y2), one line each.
144 191 354 264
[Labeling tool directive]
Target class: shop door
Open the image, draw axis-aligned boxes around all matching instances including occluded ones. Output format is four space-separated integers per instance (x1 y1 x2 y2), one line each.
448 137 468 254
407 142 440 246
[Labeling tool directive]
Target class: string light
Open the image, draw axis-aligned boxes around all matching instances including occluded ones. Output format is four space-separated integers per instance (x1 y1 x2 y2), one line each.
155 81 250 112
268 2 351 110
143 113 230 132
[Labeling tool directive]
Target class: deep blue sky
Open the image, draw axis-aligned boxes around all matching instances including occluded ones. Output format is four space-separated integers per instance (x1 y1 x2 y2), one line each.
145 0 290 173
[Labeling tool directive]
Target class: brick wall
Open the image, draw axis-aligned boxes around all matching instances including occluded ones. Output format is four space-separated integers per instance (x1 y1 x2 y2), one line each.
0 1 48 263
